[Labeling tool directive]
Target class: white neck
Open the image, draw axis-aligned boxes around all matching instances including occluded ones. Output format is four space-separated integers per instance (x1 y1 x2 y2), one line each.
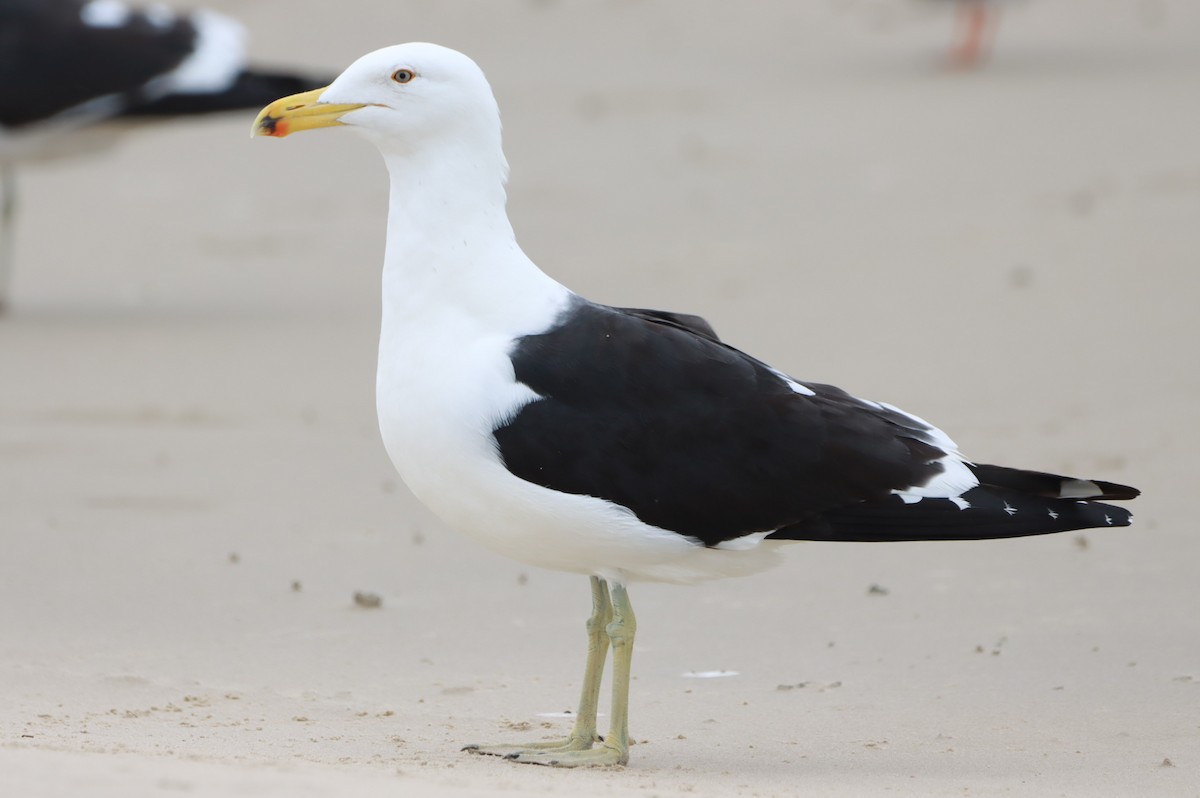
377 141 570 333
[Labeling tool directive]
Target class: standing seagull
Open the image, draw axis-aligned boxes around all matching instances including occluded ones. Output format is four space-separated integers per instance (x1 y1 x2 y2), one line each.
0 0 330 309
253 43 1138 767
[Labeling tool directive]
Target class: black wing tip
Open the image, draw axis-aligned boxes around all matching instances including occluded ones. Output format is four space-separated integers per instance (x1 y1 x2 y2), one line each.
969 463 1140 502
1092 480 1140 501
771 489 1137 544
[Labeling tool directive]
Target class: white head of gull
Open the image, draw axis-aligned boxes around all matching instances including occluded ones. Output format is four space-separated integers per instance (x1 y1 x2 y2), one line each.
253 42 1137 768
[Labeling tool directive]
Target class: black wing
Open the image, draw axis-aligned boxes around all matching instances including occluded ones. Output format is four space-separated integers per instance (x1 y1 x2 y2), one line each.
614 307 721 342
494 299 950 546
496 299 1138 545
0 0 196 127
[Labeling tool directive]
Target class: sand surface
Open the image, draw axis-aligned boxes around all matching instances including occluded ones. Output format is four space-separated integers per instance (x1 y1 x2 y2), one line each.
2 1 1197 795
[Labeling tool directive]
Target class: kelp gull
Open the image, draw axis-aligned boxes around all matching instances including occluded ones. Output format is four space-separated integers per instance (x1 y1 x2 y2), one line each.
252 43 1139 767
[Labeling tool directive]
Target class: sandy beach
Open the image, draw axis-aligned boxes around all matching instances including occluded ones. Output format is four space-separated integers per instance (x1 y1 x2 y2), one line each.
2 1 1197 795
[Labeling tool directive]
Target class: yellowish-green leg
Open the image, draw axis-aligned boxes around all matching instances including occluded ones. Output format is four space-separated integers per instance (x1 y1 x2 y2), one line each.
465 576 618 761
569 576 613 746
490 581 636 767
596 582 637 764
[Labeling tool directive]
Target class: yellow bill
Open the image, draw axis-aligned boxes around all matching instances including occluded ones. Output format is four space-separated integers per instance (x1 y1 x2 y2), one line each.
252 87 365 138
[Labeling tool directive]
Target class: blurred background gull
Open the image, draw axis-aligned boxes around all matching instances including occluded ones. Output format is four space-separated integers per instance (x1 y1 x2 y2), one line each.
0 0 330 311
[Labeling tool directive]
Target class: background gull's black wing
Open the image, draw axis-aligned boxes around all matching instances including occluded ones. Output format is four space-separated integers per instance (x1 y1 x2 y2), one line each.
0 0 196 127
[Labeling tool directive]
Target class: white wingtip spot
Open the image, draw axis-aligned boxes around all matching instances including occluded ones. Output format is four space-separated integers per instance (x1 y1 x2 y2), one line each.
1060 479 1102 499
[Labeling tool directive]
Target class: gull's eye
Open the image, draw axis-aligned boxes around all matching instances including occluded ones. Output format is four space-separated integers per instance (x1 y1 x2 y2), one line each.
391 68 415 84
